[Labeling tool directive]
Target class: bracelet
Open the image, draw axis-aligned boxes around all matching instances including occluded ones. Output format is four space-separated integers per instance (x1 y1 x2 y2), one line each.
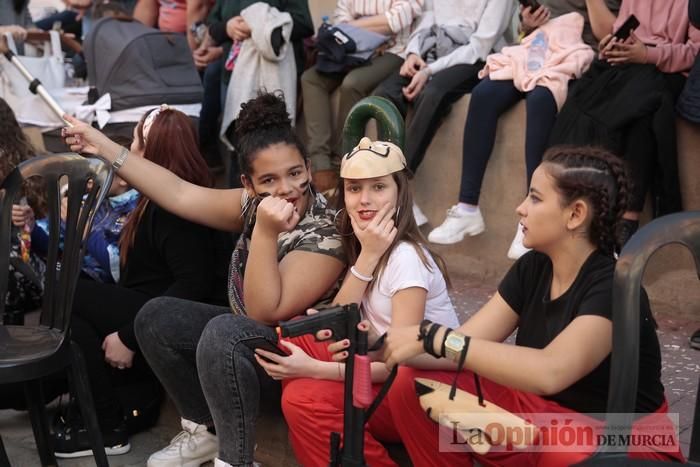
112 146 129 172
350 265 373 282
417 320 442 358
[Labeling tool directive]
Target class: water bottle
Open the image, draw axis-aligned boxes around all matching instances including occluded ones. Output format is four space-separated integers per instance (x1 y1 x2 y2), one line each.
527 31 548 72
320 15 331 33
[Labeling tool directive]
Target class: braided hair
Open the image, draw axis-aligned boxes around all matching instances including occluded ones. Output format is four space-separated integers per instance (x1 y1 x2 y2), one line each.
543 146 630 256
233 92 307 178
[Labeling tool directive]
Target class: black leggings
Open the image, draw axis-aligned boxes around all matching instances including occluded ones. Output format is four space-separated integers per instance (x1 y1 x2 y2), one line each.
459 77 557 205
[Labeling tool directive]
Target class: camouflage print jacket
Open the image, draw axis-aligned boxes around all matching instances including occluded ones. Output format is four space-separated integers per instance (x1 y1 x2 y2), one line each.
228 191 345 315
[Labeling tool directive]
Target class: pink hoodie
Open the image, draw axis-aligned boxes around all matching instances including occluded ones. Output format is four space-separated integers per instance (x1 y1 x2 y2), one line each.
479 12 595 110
614 0 700 73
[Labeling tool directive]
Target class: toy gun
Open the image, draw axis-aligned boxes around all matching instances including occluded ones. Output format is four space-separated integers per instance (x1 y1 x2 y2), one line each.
279 304 395 467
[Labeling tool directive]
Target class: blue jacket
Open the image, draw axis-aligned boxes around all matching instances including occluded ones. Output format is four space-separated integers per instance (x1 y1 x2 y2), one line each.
33 189 140 283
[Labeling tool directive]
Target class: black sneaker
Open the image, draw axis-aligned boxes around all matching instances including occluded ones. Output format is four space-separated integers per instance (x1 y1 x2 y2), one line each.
691 329 700 350
53 414 131 458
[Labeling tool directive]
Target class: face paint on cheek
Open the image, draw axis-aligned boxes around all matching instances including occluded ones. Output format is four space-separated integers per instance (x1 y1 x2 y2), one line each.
298 178 310 193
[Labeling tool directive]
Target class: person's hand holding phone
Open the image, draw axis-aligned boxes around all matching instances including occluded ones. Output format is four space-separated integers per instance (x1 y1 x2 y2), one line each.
254 340 321 380
520 3 550 36
600 32 647 65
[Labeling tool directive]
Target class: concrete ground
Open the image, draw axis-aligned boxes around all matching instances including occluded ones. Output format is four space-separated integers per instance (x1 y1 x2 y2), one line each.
1 274 698 466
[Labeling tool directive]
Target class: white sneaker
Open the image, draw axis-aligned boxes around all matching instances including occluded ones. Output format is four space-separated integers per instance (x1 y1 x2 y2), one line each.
147 418 219 467
428 205 485 245
507 224 530 260
412 202 429 226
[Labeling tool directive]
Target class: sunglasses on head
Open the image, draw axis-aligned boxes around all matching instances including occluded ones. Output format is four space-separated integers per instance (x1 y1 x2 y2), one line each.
344 145 391 160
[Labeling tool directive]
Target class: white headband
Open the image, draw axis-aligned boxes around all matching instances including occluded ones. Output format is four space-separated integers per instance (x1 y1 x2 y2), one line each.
142 104 170 142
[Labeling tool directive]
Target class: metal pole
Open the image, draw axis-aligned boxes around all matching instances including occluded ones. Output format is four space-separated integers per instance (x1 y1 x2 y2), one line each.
3 50 72 126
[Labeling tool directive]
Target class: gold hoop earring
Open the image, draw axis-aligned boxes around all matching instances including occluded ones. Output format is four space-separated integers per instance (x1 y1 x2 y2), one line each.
333 208 354 237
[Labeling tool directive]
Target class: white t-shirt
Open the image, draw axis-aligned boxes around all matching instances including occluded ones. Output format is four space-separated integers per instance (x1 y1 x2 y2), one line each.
361 242 460 335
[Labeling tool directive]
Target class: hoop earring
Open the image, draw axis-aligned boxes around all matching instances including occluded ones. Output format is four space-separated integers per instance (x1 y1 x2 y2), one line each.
333 208 354 237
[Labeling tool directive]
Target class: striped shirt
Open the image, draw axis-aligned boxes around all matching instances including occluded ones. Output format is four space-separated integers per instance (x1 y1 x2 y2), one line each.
333 0 424 55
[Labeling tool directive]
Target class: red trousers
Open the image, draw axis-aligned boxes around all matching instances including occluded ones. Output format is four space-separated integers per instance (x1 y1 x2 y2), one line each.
387 367 685 467
281 335 400 467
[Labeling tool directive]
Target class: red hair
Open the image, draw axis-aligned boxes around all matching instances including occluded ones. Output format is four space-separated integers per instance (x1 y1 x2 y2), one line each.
119 108 212 265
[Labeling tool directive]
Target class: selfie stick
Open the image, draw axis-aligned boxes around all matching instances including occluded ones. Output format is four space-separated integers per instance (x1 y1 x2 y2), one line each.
3 49 73 127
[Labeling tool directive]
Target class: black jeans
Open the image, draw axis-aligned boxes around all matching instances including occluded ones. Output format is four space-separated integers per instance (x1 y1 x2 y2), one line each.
135 297 281 466
70 278 157 429
374 62 484 173
459 77 557 205
199 57 225 166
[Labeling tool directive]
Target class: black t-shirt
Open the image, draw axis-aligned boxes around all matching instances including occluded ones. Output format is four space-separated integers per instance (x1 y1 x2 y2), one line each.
498 250 664 414
120 203 217 301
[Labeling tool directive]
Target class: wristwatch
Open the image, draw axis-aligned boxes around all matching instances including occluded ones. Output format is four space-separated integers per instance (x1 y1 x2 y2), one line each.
444 331 466 361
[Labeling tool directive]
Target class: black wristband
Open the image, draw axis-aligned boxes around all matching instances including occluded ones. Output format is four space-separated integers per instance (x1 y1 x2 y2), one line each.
424 323 442 358
417 320 443 358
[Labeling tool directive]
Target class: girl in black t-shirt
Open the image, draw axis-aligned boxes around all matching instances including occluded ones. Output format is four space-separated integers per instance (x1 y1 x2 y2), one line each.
377 146 684 465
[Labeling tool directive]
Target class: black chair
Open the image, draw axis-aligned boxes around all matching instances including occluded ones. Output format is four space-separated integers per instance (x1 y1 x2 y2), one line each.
0 153 113 467
579 211 700 465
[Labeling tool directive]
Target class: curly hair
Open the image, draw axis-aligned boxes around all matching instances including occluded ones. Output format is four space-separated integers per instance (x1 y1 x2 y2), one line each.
232 92 307 177
543 145 630 256
0 98 46 216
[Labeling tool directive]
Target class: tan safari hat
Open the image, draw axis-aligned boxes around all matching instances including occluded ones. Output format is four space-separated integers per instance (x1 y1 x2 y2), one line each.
340 137 407 179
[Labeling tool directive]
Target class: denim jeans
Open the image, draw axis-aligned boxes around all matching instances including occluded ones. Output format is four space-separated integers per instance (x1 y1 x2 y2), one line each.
135 297 281 465
459 77 557 205
374 63 483 173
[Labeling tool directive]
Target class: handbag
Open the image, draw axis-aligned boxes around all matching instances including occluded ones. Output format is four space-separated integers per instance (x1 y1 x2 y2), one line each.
0 30 66 126
315 23 389 74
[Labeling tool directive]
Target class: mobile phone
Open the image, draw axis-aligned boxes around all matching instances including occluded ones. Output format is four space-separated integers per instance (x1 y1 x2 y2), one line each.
244 337 288 363
613 14 640 41
518 0 541 12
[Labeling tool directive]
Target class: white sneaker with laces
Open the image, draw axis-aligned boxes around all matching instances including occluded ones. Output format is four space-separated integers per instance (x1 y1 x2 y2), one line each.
507 224 530 260
412 202 429 226
147 418 219 467
428 205 485 245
